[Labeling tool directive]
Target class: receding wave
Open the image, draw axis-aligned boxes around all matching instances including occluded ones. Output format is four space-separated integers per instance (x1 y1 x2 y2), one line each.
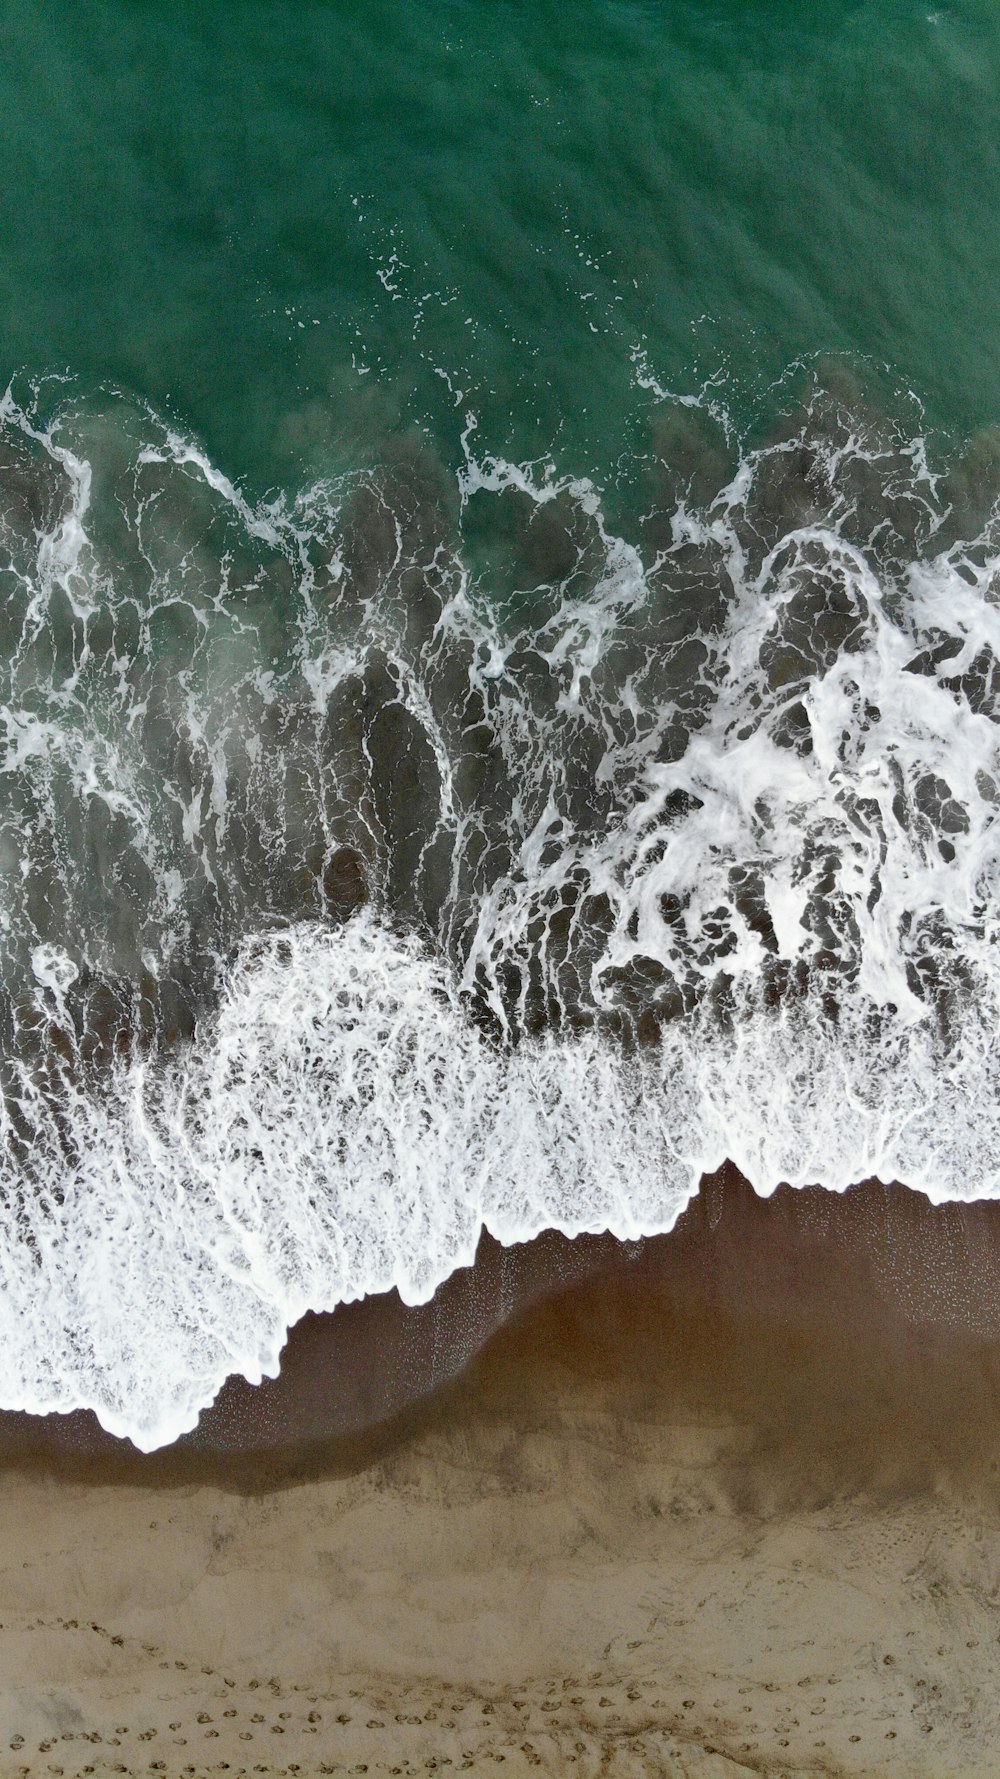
2 370 1000 1447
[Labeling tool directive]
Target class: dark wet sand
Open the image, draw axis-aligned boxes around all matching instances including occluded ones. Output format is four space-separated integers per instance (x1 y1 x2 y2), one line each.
3 1167 1000 1776
7 1164 1000 1491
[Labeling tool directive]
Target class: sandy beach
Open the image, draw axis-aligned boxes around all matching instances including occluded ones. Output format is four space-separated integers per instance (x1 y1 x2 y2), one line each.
3 1167 1000 1778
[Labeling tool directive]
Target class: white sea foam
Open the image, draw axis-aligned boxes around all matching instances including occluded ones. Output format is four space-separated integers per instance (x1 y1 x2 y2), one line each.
0 376 999 1447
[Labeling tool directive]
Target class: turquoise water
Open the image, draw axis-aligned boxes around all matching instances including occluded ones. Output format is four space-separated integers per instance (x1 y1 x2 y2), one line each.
8 2 1000 1446
4 2 999 485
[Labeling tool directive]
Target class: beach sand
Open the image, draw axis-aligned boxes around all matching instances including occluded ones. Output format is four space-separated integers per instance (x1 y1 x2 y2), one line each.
3 1167 1000 1777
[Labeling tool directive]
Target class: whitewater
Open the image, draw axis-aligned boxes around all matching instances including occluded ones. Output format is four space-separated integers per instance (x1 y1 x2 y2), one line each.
2 373 1000 1449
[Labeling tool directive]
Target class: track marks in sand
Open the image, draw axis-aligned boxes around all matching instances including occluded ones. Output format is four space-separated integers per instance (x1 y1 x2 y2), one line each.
0 1634 795 1778
5 1609 1000 1775
0 1653 967 1776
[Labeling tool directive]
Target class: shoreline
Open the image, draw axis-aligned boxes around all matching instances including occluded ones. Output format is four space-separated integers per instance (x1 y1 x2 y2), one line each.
4 1169 1000 1774
5 1163 1000 1489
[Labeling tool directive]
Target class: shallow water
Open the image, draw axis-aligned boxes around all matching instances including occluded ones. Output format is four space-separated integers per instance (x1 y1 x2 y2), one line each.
2 3 1000 1447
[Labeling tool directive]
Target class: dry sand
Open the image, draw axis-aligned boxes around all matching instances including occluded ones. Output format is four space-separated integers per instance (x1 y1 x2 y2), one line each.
4 1167 1000 1777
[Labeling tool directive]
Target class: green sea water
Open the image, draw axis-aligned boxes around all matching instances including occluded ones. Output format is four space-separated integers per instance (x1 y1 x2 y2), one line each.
8 1 1000 1447
3 0 998 487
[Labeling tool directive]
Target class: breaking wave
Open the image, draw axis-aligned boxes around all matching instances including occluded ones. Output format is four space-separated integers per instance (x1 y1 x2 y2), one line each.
2 369 1000 1447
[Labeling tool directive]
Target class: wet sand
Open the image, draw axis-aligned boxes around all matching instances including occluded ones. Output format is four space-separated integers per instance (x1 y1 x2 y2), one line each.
3 1167 1000 1776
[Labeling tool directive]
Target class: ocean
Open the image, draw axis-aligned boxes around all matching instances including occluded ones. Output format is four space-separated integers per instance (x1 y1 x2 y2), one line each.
2 0 999 1449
